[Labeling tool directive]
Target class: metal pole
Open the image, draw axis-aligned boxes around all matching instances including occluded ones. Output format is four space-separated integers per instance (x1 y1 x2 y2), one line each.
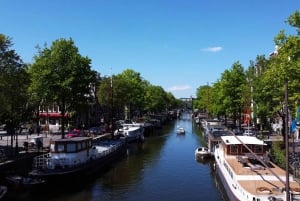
110 74 114 137
285 79 290 201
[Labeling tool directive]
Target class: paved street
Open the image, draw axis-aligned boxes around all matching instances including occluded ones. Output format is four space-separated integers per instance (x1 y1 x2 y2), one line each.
0 132 61 149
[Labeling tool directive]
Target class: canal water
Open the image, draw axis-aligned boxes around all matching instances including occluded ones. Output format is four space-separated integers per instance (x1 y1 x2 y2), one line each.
16 112 228 201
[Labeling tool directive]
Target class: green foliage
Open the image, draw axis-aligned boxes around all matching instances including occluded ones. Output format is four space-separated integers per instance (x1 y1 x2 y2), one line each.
0 34 29 131
195 84 210 112
96 68 180 119
28 38 97 137
270 141 286 168
144 85 168 113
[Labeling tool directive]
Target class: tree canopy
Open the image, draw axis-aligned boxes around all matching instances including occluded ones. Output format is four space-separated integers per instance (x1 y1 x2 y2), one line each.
28 38 97 138
0 34 29 147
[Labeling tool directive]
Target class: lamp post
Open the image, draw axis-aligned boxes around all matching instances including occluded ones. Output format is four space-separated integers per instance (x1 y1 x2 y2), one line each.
284 79 290 201
110 73 114 137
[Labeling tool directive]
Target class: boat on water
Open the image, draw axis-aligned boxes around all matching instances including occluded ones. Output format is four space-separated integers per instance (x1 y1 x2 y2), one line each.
5 175 46 192
28 136 127 185
214 135 300 201
195 147 211 159
115 123 145 143
176 127 185 134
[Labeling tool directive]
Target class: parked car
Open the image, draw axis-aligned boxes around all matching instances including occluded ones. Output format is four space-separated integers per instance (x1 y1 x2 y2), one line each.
66 129 82 138
89 127 102 136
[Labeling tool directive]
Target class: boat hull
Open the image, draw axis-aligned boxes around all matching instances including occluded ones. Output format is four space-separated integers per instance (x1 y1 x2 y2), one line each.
5 175 46 193
214 160 240 201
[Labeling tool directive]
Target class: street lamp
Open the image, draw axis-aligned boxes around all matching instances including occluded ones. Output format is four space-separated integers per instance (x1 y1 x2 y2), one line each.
284 79 290 201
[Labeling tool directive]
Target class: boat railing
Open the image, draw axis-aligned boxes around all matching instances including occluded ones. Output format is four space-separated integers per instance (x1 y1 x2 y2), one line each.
33 153 87 170
32 141 124 170
32 153 51 169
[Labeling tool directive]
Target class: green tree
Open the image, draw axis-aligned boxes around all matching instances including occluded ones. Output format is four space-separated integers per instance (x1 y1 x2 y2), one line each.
97 69 149 121
117 69 148 120
28 38 97 138
0 34 29 149
144 85 168 113
248 55 271 130
210 81 226 119
262 11 300 143
219 62 246 127
195 84 211 115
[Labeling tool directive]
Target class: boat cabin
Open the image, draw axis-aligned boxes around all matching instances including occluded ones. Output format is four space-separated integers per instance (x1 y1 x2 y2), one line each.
33 137 94 170
220 136 267 156
49 137 92 154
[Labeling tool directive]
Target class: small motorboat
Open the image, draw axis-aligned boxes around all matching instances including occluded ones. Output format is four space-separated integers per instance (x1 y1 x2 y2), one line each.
176 127 185 134
195 147 211 159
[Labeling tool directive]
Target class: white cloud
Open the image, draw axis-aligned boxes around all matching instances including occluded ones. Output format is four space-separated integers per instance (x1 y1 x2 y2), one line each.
167 85 192 91
201 46 223 52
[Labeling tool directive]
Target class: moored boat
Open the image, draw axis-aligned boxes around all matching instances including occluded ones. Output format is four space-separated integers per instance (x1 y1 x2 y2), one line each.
28 136 127 186
214 135 300 201
195 147 211 159
115 123 145 143
176 127 185 134
5 175 46 193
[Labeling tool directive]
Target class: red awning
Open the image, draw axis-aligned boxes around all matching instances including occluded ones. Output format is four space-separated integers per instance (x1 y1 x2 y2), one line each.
39 112 70 118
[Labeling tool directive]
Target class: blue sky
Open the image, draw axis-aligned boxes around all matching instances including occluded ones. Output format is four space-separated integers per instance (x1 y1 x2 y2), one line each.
2 0 299 98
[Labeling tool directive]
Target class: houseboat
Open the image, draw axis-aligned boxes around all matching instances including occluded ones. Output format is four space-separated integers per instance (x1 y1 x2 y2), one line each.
214 135 300 201
28 136 127 185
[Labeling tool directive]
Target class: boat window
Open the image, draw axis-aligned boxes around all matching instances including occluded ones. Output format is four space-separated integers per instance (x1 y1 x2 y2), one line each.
57 144 64 152
254 145 263 154
242 146 250 153
82 141 86 149
67 143 76 152
230 145 238 155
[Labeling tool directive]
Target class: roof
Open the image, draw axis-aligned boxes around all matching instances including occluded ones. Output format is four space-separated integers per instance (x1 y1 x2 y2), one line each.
52 137 91 143
221 135 266 146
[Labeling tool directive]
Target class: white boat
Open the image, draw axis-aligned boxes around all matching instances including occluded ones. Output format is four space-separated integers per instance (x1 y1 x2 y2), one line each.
28 137 127 186
214 135 300 201
115 123 144 143
176 127 185 134
195 147 211 159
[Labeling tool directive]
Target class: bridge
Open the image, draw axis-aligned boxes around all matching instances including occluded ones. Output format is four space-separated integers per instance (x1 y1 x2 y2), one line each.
180 97 195 110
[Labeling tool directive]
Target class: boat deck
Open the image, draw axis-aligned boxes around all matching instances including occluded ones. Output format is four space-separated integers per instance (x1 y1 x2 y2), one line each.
226 157 300 196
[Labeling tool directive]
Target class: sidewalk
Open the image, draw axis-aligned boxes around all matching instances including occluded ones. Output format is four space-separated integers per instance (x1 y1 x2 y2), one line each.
0 132 61 149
